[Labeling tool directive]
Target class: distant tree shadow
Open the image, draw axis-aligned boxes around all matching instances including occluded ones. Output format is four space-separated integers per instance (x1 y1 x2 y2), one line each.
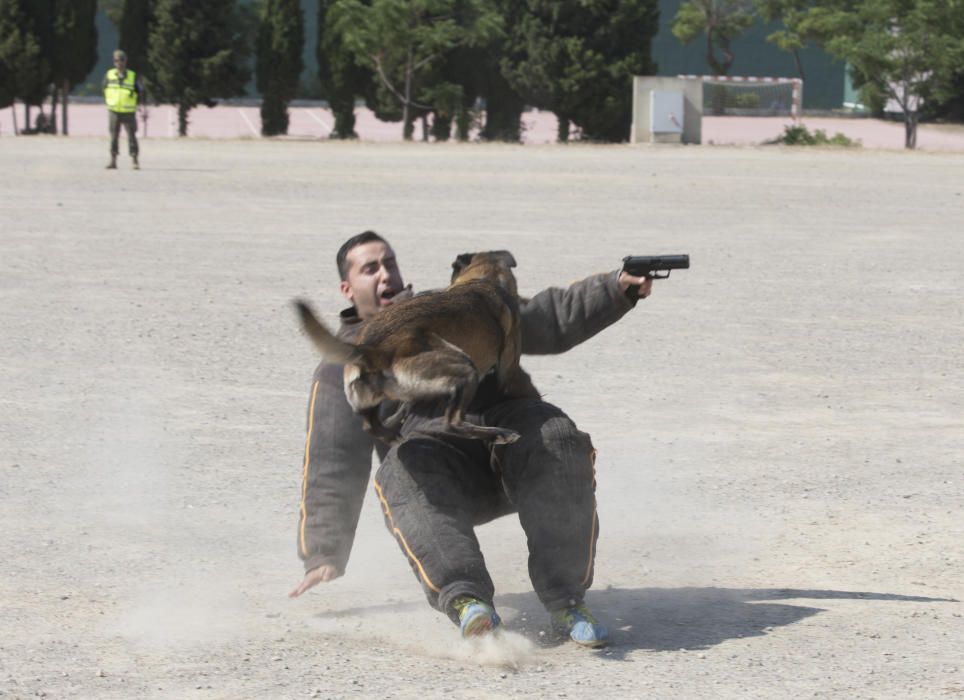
494 587 958 658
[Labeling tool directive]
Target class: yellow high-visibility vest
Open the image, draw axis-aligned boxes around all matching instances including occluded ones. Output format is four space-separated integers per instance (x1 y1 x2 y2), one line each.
104 68 138 113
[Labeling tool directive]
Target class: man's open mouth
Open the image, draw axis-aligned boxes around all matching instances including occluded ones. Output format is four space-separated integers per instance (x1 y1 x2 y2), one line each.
380 289 397 302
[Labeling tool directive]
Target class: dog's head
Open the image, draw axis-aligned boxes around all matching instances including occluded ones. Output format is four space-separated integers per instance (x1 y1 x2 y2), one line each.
450 250 518 296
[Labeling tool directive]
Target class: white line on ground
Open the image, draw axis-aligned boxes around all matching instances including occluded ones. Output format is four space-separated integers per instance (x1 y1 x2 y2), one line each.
238 109 260 137
306 110 333 134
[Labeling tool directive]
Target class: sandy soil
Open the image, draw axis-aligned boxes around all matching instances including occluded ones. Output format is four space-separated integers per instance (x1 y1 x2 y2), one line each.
0 137 962 699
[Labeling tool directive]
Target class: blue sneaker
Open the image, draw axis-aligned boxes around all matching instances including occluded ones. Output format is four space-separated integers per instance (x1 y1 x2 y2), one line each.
551 602 609 647
453 597 502 638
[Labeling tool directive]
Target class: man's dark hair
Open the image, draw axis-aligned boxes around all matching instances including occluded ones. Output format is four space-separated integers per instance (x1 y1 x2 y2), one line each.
336 230 387 280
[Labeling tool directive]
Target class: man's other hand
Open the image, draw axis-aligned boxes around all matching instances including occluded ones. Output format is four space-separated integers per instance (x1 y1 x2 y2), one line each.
289 564 339 597
617 271 654 299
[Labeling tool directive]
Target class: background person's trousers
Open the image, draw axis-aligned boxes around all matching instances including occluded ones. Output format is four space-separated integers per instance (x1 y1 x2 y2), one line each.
373 398 599 623
108 111 138 157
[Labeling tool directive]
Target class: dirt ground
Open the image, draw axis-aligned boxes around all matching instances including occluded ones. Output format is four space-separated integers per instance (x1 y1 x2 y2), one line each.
1 136 961 699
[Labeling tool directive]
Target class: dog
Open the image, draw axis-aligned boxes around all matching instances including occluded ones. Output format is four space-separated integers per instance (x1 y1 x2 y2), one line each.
294 250 539 444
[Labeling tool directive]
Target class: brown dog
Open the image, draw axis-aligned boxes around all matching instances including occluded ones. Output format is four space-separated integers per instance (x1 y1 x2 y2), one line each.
295 250 539 444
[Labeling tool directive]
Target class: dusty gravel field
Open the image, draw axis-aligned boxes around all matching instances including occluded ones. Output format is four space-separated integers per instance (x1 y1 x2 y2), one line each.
1 137 962 699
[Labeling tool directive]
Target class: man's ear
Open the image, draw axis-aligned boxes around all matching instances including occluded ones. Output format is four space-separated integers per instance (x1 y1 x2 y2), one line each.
339 279 354 302
451 252 475 280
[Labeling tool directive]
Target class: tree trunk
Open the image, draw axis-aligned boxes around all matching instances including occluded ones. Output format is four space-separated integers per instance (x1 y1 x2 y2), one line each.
556 115 570 143
792 49 806 82
62 80 70 135
402 52 413 141
706 29 719 76
904 110 918 149
430 111 451 141
455 96 472 142
11 104 18 135
178 103 189 136
24 103 31 131
420 114 429 141
332 103 357 139
50 89 59 134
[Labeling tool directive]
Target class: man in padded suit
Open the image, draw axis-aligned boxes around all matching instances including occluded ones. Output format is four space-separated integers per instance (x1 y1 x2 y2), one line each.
290 231 655 647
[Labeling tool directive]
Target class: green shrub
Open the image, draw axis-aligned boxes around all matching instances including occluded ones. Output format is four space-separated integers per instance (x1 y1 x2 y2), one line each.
777 124 860 147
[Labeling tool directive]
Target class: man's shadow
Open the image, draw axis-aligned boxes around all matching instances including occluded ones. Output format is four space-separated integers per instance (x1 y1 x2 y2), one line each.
493 587 957 658
312 587 956 658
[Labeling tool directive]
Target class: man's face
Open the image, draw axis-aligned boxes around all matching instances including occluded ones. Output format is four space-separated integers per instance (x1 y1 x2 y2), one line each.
340 241 404 320
114 57 127 72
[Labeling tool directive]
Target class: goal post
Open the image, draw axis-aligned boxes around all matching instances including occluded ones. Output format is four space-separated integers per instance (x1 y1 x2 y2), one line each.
679 75 803 120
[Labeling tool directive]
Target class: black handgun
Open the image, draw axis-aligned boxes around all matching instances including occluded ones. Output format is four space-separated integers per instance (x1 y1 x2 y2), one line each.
621 254 690 280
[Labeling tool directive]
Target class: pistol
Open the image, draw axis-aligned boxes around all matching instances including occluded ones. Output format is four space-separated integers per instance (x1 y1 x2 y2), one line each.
621 254 690 280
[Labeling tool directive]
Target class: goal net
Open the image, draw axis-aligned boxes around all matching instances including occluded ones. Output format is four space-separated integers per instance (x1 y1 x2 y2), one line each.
678 75 803 119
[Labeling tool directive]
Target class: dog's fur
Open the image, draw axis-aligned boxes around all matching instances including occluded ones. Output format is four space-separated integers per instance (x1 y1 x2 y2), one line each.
295 250 539 444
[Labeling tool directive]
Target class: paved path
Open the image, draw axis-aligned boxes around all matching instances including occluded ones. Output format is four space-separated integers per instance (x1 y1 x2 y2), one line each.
3 101 964 150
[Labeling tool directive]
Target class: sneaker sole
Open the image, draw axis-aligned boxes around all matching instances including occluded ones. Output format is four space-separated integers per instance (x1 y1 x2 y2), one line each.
462 614 496 637
571 636 609 648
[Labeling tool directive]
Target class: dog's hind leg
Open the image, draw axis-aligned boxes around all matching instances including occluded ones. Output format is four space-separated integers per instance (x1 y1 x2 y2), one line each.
391 340 520 444
381 402 411 430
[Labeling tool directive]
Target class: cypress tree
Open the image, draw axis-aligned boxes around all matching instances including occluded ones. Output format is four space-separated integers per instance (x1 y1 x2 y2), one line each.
0 0 46 127
501 0 659 142
49 0 98 134
257 0 304 136
0 0 49 132
149 0 252 136
119 0 153 83
18 0 53 128
317 0 373 139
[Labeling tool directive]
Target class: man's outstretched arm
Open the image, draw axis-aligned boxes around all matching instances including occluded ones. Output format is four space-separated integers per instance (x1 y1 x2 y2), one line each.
290 361 374 597
519 270 652 355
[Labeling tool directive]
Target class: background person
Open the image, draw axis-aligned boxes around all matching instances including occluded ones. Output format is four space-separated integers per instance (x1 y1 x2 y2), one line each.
102 50 143 170
290 231 655 647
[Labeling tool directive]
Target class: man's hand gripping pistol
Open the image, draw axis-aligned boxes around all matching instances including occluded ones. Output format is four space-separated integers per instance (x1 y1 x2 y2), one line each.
621 254 690 299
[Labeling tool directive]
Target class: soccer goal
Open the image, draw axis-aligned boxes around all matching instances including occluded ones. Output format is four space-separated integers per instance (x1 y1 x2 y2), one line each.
679 75 803 120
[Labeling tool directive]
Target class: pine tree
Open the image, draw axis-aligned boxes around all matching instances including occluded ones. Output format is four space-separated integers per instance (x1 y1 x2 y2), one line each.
331 0 502 140
672 0 755 77
257 0 304 136
779 0 964 149
149 0 253 136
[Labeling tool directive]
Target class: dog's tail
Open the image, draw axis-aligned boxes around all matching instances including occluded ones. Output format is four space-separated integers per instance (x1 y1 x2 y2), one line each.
293 299 360 365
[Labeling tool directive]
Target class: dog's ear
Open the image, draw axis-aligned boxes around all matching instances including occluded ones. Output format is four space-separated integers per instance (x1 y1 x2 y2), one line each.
451 252 475 279
492 250 517 268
